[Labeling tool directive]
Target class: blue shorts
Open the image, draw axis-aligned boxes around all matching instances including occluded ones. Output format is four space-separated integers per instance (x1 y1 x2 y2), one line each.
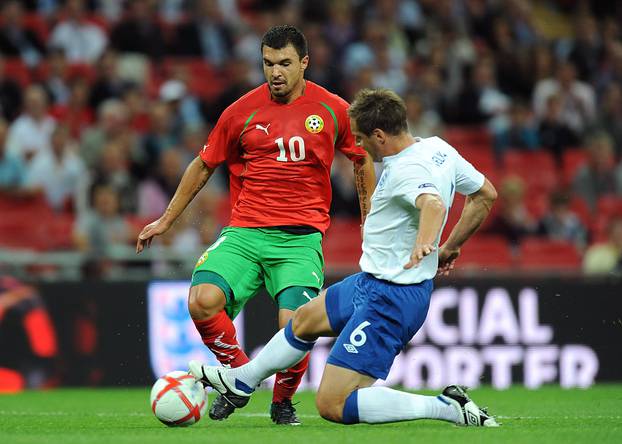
325 272 433 380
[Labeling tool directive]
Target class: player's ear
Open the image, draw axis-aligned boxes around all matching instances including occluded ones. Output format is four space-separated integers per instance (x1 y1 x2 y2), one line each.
372 128 385 144
300 55 309 70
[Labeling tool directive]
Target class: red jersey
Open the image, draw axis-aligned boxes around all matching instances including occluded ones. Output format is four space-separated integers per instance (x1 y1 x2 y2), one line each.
200 81 366 234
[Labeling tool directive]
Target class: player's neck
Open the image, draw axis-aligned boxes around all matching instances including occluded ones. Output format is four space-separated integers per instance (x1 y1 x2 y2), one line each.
271 79 306 104
383 133 417 157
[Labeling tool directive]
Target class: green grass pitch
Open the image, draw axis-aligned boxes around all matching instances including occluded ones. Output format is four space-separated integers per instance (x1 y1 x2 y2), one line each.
1 385 621 444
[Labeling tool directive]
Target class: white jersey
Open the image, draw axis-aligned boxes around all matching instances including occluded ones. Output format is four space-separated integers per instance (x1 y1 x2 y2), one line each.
360 136 485 284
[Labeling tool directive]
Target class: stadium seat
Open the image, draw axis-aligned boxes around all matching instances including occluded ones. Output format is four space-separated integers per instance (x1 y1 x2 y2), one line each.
457 235 513 270
23 13 50 41
150 58 224 101
517 238 581 271
562 148 588 185
2 58 30 86
444 127 492 149
503 151 559 192
323 219 362 270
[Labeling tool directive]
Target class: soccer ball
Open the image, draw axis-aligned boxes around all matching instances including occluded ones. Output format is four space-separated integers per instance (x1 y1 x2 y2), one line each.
150 371 207 427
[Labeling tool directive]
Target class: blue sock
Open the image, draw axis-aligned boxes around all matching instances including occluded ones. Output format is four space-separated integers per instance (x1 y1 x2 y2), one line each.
341 390 360 424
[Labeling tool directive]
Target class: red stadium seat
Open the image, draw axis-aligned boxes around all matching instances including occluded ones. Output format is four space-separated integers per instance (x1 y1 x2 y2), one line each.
457 235 513 270
2 58 30 86
444 127 492 149
23 13 50 41
150 58 224 101
323 219 362 270
517 238 581 271
562 148 588 185
503 151 559 193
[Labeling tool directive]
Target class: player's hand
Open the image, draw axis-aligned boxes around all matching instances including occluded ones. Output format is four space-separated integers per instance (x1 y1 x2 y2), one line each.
437 245 461 276
136 217 172 254
404 244 436 269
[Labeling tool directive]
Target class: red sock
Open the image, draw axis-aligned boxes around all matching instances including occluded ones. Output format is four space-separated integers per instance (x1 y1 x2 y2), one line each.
272 354 310 403
193 311 249 368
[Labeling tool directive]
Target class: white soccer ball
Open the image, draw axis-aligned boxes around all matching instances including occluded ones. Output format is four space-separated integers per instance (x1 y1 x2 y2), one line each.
150 370 208 427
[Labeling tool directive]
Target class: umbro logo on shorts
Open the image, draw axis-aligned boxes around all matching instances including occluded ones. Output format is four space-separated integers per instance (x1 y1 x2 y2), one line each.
343 344 358 354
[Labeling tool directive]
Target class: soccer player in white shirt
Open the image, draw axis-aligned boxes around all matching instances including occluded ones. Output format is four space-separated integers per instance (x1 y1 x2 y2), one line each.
190 88 499 426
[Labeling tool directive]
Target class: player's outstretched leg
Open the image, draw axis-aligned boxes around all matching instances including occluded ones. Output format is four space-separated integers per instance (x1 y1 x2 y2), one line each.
316 365 498 426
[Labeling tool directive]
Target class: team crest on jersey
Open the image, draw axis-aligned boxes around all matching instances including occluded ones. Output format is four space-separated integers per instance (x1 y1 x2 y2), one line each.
195 251 208 268
305 115 324 134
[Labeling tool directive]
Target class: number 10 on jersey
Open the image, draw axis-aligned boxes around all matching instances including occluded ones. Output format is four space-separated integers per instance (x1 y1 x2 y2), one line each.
276 136 306 162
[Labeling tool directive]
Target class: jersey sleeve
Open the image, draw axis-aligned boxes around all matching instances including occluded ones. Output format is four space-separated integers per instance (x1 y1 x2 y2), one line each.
393 163 442 209
454 153 485 195
199 106 241 168
333 97 367 162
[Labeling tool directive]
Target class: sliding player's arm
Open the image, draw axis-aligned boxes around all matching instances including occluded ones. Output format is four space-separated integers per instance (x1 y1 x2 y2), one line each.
136 157 216 253
437 178 497 274
353 153 376 224
404 193 447 269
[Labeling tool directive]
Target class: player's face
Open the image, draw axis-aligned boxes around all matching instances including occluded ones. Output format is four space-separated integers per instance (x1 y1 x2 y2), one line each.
262 44 308 100
351 118 384 161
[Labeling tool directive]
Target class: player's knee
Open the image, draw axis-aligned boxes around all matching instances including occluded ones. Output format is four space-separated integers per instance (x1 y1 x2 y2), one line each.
291 304 318 341
187 284 226 320
315 393 344 423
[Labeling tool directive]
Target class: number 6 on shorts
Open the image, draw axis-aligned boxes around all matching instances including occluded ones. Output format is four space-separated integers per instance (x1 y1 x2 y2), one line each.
349 321 371 347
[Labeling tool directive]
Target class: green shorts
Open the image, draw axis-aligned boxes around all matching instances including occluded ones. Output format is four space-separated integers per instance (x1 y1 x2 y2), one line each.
191 227 324 319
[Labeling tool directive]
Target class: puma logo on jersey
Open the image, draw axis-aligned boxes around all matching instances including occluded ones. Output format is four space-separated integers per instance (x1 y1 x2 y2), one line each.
256 123 270 135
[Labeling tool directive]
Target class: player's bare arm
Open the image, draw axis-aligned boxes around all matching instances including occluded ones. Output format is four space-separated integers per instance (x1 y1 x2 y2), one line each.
136 156 215 253
404 193 447 269
353 153 376 224
438 178 497 275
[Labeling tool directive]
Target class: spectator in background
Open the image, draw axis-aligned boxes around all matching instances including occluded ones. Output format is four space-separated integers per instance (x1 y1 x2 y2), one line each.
583 217 622 275
405 93 442 138
42 48 71 106
0 118 27 194
533 61 596 138
50 78 94 139
483 175 536 245
323 0 356 59
159 79 204 142
0 0 46 67
179 124 209 167
49 0 107 63
329 154 360 218
567 15 601 83
89 50 126 110
121 84 150 134
538 94 579 164
304 38 341 97
137 149 184 218
110 0 165 60
453 57 511 126
6 85 55 163
73 185 132 275
141 102 178 169
90 140 137 214
0 56 22 121
80 99 135 170
26 125 86 212
538 192 587 251
493 101 539 159
597 83 622 157
207 58 256 123
169 0 233 67
572 132 622 210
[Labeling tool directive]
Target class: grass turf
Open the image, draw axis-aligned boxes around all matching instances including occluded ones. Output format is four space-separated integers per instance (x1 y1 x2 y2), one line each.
1 385 621 444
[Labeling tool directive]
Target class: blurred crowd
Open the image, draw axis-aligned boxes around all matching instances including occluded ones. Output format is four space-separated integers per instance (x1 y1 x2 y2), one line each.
0 0 622 275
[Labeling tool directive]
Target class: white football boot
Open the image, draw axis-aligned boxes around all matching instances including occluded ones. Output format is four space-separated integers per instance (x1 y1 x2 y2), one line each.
188 360 251 410
439 385 500 427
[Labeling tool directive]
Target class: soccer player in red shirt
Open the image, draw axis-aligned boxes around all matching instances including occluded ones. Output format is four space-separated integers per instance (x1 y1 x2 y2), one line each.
136 25 376 424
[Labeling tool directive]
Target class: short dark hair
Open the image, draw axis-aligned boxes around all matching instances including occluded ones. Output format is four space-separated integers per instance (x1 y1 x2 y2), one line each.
261 25 308 59
348 88 408 136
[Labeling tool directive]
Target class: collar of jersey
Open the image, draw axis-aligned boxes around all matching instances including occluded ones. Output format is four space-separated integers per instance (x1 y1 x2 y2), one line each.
382 138 422 165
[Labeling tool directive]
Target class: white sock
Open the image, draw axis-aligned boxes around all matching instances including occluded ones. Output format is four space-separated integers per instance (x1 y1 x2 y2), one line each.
227 324 312 389
354 387 461 424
